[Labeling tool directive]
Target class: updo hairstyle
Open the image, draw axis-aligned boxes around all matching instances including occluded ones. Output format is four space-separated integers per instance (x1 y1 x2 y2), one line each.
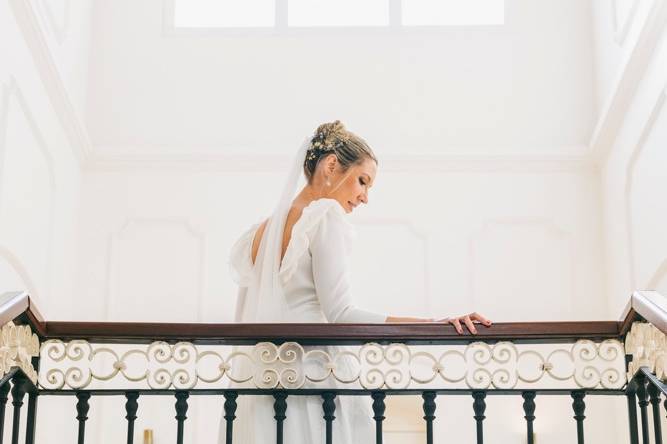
303 120 377 184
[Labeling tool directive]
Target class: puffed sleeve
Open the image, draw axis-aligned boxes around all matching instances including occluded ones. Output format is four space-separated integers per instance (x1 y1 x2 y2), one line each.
310 207 387 323
228 223 260 322
228 222 260 288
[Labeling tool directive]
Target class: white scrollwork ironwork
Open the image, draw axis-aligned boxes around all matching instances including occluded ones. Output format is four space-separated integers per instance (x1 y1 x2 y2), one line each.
39 338 625 391
625 321 667 381
0 321 39 384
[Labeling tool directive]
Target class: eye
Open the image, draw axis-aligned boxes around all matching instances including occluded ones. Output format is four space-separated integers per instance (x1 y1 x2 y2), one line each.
359 178 366 186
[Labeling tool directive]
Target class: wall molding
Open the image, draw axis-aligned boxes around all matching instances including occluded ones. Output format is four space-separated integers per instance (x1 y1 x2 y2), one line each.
0 76 57 306
9 0 92 167
468 219 576 314
589 0 667 163
84 149 595 173
647 258 667 290
354 217 431 314
612 0 641 45
105 218 207 322
625 83 667 288
0 246 40 303
35 0 71 45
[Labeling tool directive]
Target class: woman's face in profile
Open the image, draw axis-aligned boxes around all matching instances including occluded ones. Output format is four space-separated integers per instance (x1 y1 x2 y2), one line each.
330 158 376 213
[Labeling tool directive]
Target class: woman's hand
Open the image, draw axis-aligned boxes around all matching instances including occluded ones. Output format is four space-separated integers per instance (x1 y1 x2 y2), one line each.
436 312 492 335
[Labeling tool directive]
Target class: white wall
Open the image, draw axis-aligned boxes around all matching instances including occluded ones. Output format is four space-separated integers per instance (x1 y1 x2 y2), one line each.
85 0 596 156
0 0 92 442
0 0 91 319
596 3 667 314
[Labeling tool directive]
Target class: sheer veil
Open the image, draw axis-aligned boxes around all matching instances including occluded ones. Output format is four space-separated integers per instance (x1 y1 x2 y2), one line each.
233 136 312 322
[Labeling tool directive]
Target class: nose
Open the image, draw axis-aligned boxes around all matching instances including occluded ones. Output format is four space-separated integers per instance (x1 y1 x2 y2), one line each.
359 191 368 205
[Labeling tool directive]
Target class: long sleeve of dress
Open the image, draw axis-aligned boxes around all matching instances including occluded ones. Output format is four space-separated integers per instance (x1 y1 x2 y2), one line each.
309 207 387 323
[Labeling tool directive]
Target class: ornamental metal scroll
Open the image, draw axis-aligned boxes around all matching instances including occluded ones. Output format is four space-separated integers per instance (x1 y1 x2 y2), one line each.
625 321 667 381
0 321 40 384
38 339 626 391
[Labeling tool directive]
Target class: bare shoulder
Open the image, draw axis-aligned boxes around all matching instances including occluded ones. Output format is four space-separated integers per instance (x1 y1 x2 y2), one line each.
251 219 268 265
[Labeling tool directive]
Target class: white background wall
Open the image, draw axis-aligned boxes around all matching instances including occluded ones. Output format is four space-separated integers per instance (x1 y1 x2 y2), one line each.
1 0 666 442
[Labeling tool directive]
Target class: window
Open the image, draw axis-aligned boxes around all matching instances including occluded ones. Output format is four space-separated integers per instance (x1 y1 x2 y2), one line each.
173 0 274 28
402 0 504 26
288 0 389 27
171 0 504 29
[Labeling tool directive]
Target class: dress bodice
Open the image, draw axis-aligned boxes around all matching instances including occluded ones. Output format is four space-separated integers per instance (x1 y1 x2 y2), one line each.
229 198 386 323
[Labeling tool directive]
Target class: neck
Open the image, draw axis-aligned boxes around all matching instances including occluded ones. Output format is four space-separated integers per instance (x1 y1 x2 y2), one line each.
296 183 327 205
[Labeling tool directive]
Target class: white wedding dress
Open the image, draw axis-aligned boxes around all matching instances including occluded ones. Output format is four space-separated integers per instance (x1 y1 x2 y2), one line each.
219 197 386 443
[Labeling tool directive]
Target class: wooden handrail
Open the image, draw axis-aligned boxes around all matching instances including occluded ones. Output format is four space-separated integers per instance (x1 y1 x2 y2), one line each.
9 290 666 344
619 290 667 335
42 320 621 344
0 291 45 337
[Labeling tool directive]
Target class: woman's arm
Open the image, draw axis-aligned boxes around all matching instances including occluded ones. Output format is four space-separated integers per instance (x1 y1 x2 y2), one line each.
310 207 492 333
386 312 492 335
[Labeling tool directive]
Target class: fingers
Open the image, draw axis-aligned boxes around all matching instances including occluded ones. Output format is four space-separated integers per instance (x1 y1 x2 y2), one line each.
463 315 477 334
440 313 493 335
451 318 463 334
470 312 492 327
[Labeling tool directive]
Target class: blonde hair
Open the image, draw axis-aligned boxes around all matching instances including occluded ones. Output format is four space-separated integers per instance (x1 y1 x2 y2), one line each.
303 120 377 184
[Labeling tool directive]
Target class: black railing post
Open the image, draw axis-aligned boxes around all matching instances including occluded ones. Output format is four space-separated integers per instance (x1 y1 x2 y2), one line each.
174 391 189 444
322 392 336 444
75 391 91 444
571 391 586 444
125 392 139 444
0 382 11 444
24 390 38 444
371 392 386 444
10 375 28 444
636 373 650 444
422 391 436 444
522 391 536 444
626 387 640 444
223 391 238 444
472 391 486 444
273 392 288 444
648 383 663 444
25 354 39 444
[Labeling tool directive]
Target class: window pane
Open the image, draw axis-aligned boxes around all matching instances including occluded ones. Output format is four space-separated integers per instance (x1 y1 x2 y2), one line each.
402 0 504 26
173 0 275 28
288 0 389 27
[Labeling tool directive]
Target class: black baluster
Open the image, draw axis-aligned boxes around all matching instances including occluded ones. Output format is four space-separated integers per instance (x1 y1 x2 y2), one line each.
648 383 663 444
10 376 28 444
571 391 586 444
75 391 91 444
371 392 386 444
636 374 650 444
174 391 189 444
0 382 11 444
273 392 287 444
626 388 640 444
422 391 436 444
472 391 486 444
125 392 139 444
522 391 536 444
24 390 38 444
322 392 336 444
223 392 238 444
25 355 39 444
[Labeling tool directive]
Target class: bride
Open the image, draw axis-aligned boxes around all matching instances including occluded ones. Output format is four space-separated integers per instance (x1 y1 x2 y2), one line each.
220 120 491 443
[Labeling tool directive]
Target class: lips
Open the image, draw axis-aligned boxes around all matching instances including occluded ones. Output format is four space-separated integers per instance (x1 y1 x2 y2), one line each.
348 201 357 209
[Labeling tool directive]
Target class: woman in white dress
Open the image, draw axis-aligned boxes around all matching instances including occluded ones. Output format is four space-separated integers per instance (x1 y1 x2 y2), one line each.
220 121 491 443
